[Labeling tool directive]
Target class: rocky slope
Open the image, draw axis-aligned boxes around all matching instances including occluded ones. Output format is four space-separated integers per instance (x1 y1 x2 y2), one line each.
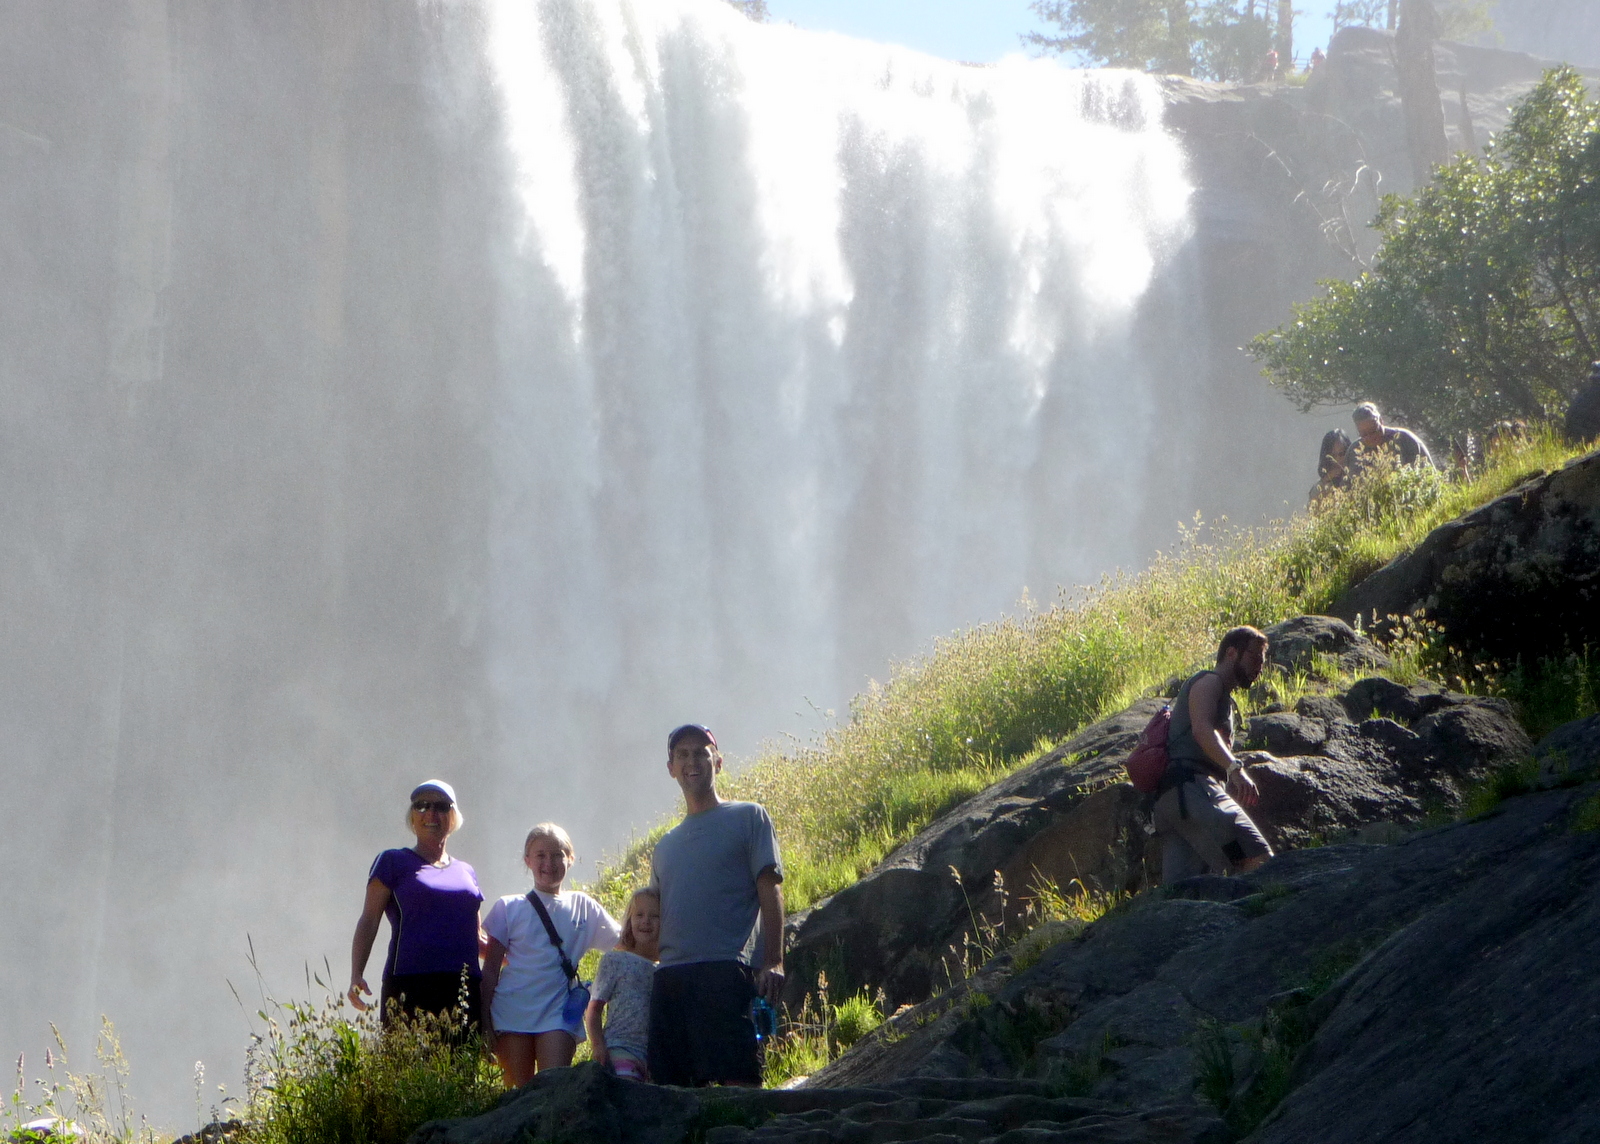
406 461 1600 1142
805 748 1600 1143
411 713 1599 1143
781 613 1531 1014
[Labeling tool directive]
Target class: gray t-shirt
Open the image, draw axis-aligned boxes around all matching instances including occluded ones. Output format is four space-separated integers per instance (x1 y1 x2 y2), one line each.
650 800 782 967
592 949 656 1058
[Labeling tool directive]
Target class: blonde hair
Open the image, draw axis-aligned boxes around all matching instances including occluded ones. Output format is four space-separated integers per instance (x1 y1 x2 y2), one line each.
616 886 661 952
523 822 576 864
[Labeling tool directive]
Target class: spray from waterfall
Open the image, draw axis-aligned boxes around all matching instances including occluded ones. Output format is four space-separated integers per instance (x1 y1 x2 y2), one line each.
0 0 1231 1127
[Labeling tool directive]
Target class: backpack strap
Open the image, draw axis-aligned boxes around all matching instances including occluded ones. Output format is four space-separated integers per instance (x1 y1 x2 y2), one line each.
525 890 580 984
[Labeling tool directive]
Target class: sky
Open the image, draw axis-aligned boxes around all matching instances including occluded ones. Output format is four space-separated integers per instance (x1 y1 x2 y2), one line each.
766 0 1349 67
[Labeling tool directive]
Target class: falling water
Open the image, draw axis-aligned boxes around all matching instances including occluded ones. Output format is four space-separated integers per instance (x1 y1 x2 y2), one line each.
2 0 1308 1125
477 0 1194 857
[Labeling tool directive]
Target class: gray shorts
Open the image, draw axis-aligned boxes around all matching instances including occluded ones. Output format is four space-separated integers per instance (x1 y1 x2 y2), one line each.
1152 772 1272 884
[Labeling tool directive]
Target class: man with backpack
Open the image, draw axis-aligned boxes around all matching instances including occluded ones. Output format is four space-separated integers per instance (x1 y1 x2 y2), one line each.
1150 627 1274 884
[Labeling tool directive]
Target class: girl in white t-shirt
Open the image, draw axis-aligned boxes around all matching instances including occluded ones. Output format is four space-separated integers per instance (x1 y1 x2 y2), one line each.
481 823 620 1086
584 887 660 1081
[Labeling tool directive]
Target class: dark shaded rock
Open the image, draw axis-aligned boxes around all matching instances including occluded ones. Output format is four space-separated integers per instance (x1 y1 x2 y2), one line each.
1246 712 1328 756
809 787 1600 1143
1536 714 1600 785
412 1061 1229 1144
1263 615 1390 678
1293 694 1352 725
1332 449 1600 664
1340 676 1454 723
410 1063 699 1144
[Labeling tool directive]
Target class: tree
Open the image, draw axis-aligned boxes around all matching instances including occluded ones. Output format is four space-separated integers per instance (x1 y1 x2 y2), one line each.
1024 0 1293 82
724 0 768 20
1024 0 1198 76
1249 68 1600 437
1333 0 1491 39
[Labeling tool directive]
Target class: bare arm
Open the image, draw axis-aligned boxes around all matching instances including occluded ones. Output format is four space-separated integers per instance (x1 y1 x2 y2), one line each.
1187 674 1235 773
754 868 785 1003
480 935 507 1045
1189 673 1259 808
348 878 390 1011
584 997 609 1066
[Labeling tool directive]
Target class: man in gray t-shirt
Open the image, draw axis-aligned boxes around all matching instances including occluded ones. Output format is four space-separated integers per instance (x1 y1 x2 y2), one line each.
647 723 784 1087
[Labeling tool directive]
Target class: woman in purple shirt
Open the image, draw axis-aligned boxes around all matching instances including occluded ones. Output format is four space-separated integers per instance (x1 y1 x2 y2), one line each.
348 780 484 1027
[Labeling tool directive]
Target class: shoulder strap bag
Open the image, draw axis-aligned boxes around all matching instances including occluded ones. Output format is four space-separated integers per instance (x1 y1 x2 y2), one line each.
526 890 592 1025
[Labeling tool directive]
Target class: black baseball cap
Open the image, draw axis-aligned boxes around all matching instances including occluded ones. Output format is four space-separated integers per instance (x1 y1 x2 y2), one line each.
667 723 718 750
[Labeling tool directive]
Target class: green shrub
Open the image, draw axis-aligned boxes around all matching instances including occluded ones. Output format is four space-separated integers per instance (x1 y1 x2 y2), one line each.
1570 793 1600 833
240 988 499 1144
828 993 884 1054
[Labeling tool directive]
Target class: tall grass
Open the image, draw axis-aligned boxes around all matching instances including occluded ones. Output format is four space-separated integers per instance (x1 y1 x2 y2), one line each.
594 430 1589 916
4 1021 159 1144
239 979 499 1144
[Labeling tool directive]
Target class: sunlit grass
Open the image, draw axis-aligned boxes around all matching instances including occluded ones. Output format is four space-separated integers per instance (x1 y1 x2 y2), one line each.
592 430 1591 917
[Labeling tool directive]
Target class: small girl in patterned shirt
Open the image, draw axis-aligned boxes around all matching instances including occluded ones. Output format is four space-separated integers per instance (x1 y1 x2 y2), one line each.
584 886 660 1081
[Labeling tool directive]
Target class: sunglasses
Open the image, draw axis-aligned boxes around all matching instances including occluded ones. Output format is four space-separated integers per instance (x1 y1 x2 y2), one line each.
412 799 454 814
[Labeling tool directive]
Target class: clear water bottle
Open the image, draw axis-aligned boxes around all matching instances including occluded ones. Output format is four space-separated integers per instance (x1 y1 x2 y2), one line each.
750 996 777 1042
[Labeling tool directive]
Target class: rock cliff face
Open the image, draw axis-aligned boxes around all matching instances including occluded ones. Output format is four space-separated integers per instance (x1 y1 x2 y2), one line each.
1333 447 1600 662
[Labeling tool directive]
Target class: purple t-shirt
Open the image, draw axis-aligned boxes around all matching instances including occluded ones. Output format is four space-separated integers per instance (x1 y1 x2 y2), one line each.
369 848 484 979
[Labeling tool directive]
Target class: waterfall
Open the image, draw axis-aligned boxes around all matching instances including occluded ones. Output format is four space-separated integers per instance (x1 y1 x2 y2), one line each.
0 0 1249 1125
476 0 1193 865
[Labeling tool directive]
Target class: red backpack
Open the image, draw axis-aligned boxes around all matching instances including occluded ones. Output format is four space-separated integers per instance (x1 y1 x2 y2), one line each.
1126 704 1173 793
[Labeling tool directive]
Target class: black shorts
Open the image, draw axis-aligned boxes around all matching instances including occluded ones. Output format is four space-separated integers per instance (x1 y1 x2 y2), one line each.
380 971 482 1037
647 961 761 1087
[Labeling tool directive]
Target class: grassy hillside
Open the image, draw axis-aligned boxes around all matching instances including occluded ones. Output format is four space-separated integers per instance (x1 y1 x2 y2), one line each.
595 429 1596 916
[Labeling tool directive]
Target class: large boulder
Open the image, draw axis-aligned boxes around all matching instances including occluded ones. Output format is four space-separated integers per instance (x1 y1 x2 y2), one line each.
806 783 1600 1143
1332 448 1600 663
1262 615 1389 678
1245 681 1533 850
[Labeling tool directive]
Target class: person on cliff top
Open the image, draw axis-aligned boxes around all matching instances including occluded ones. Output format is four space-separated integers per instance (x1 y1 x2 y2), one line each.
647 723 785 1087
481 823 620 1086
585 886 662 1081
1152 628 1274 884
1310 428 1352 509
1350 402 1433 473
348 780 484 1028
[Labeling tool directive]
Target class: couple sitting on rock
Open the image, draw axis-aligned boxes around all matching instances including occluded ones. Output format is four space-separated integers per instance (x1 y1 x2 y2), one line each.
346 723 784 1090
1153 626 1275 883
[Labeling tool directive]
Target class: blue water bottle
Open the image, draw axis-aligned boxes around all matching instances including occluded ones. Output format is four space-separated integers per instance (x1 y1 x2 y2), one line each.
750 996 777 1042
